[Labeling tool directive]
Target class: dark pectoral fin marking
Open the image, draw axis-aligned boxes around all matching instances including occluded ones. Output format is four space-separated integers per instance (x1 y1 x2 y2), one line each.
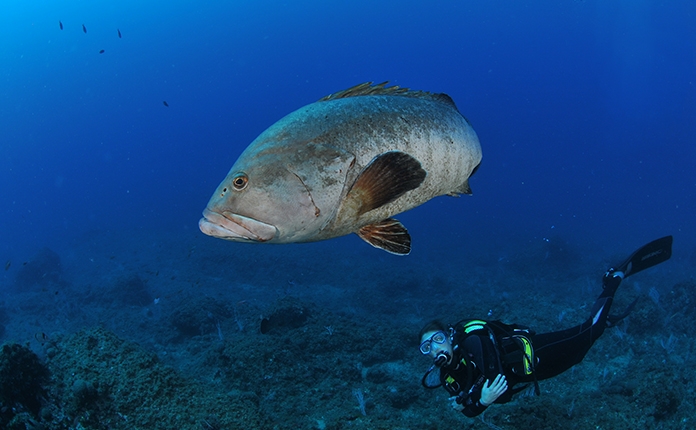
349 151 426 216
357 218 411 255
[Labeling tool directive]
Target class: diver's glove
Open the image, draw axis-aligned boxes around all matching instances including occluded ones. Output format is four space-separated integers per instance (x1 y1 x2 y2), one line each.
449 395 465 412
480 374 508 406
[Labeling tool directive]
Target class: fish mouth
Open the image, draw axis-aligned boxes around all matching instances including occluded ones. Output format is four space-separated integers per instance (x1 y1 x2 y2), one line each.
199 208 278 242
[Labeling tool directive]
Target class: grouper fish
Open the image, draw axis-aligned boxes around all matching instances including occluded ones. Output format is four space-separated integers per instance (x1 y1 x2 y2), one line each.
199 82 482 255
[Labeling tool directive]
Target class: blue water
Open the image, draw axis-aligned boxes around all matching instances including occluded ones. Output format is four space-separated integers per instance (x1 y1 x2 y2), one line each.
0 1 696 258
2 0 694 258
1 1 695 428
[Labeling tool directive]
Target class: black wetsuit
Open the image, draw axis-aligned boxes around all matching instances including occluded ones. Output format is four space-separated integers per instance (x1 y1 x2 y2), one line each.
439 280 620 417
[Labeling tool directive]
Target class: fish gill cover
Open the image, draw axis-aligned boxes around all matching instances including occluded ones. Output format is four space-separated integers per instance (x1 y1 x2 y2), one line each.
0 1 695 429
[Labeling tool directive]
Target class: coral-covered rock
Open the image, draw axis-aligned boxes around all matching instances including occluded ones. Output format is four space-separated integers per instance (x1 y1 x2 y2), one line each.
0 343 49 426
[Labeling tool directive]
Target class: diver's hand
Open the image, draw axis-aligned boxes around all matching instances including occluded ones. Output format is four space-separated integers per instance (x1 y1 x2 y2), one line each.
448 396 464 412
480 374 507 406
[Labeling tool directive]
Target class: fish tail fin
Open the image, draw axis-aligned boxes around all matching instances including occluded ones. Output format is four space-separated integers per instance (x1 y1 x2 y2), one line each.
459 179 472 195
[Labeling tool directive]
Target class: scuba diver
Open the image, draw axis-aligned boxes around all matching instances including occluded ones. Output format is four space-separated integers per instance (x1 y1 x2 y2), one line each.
419 236 673 418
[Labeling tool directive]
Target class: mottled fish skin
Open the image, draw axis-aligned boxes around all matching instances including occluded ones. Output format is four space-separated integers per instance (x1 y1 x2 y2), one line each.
200 82 482 254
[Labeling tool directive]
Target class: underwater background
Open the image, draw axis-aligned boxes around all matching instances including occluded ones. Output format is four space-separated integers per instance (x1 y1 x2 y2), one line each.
1 1 695 429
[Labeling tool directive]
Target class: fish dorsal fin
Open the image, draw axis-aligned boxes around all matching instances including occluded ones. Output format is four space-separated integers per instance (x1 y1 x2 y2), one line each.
357 218 411 255
319 81 459 110
320 82 408 100
346 151 426 216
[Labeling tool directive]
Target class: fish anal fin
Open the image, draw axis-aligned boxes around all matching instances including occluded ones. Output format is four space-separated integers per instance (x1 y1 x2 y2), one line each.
347 151 426 216
357 218 411 255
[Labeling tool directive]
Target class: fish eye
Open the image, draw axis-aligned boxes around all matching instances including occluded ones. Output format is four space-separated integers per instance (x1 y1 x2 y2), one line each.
232 173 248 191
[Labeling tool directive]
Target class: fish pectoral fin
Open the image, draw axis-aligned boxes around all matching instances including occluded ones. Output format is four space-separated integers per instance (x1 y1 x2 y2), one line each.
357 218 411 255
348 151 426 216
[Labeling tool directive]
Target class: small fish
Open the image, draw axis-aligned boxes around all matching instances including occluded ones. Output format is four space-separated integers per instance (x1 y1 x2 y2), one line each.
99 49 105 54
59 21 63 30
117 28 122 38
199 82 482 255
163 101 169 107
35 332 49 345
4 260 10 271
82 24 87 33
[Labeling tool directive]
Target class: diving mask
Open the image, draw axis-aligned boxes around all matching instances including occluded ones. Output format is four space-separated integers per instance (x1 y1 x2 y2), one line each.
420 331 447 355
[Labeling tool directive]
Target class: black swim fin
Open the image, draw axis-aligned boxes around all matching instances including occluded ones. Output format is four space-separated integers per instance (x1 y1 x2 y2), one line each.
606 297 639 327
603 236 673 291
616 235 673 278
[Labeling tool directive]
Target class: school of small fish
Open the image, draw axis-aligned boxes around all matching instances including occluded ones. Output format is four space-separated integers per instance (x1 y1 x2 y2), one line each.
56 20 167 107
